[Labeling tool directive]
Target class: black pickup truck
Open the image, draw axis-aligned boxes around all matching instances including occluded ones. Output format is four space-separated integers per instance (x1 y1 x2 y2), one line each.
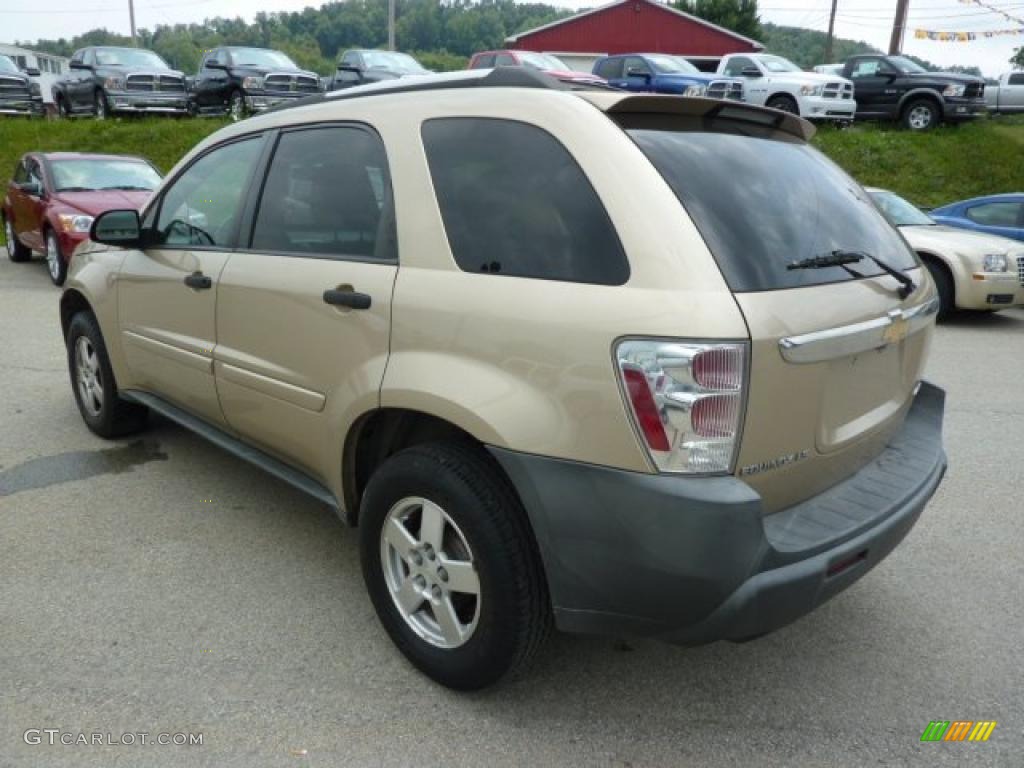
841 54 986 130
0 55 44 117
53 47 188 118
188 47 321 119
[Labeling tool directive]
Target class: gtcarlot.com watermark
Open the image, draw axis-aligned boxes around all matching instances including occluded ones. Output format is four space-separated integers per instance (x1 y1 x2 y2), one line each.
24 729 203 747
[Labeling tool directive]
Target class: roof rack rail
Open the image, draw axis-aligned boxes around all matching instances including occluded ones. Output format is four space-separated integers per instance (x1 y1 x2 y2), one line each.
264 66 614 115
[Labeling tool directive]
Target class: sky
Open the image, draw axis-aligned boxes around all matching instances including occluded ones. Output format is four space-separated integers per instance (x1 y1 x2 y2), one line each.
0 0 1020 76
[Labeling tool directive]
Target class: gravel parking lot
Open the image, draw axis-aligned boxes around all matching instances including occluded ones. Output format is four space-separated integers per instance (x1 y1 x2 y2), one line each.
1 254 1021 767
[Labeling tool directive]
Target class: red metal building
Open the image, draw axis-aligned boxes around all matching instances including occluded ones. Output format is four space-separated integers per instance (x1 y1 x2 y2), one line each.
505 0 763 57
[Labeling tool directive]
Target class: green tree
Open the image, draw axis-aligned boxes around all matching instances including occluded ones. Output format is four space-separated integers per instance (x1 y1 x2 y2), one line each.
673 0 761 41
1012 47 1024 70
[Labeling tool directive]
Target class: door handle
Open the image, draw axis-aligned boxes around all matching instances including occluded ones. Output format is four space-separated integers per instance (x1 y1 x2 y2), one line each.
184 271 212 290
323 288 371 310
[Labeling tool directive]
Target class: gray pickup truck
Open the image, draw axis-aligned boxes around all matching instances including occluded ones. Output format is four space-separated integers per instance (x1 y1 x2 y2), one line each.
986 72 1024 114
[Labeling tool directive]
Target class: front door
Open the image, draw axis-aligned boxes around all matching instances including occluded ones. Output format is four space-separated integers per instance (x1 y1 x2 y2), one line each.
118 135 265 426
214 124 398 485
13 158 46 252
848 57 899 116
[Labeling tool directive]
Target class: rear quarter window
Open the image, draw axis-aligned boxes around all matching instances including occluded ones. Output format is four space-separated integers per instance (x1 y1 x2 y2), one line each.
628 128 918 291
421 118 629 285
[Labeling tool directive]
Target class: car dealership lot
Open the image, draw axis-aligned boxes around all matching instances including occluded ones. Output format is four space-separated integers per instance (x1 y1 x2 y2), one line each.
1 256 1021 767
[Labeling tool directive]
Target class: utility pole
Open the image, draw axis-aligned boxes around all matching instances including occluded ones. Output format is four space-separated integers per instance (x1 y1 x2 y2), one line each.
888 0 910 54
387 0 395 50
128 0 137 46
824 0 838 64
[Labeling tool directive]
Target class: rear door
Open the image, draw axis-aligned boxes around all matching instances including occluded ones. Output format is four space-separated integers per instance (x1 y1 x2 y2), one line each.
118 134 265 426
626 119 935 513
213 124 397 485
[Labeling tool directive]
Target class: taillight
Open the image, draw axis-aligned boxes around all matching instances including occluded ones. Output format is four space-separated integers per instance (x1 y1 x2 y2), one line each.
615 340 747 474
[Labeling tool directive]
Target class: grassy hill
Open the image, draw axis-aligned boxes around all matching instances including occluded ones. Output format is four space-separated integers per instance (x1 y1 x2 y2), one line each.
1 114 1022 242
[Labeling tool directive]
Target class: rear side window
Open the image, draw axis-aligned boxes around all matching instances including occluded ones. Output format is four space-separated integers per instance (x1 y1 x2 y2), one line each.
250 126 395 260
1008 73 1024 86
595 58 623 79
629 128 917 292
966 202 1021 227
421 118 629 285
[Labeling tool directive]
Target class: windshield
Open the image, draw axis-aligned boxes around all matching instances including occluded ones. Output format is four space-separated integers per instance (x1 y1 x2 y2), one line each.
360 51 427 73
889 56 927 74
518 52 569 71
94 48 169 69
869 190 935 227
629 127 917 291
759 55 802 73
648 55 700 75
230 49 298 70
0 55 19 74
51 159 161 193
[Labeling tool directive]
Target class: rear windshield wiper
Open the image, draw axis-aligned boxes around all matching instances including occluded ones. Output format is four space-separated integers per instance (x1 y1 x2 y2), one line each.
788 250 915 299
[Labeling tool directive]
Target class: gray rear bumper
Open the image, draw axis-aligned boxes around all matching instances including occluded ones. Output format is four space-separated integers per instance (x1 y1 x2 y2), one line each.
490 381 946 643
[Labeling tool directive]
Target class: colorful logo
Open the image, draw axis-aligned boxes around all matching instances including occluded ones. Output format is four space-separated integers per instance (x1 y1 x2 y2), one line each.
921 721 997 742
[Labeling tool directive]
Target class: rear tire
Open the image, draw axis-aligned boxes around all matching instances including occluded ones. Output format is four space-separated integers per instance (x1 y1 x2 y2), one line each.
766 94 799 115
923 258 955 320
66 311 148 438
359 441 551 690
902 99 939 131
4 214 31 262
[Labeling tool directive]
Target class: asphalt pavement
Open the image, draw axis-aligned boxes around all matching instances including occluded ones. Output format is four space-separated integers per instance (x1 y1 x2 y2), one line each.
1 254 1021 767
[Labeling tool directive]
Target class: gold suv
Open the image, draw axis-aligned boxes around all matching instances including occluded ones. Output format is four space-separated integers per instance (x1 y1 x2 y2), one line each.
62 68 948 690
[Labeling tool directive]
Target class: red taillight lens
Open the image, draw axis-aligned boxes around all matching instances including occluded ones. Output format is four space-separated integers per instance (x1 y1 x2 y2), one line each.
691 394 741 438
693 347 743 391
622 366 670 451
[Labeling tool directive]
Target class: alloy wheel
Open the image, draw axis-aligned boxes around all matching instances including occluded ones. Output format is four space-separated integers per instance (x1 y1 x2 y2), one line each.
4 219 13 258
75 336 104 418
908 105 933 130
46 233 60 281
229 93 244 122
379 496 481 649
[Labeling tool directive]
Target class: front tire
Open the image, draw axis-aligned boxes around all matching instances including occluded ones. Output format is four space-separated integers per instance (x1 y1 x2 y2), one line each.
766 94 799 115
66 311 148 438
94 89 109 120
359 442 550 690
228 90 246 122
56 95 71 119
45 229 68 286
923 258 955 320
4 214 31 262
902 99 939 131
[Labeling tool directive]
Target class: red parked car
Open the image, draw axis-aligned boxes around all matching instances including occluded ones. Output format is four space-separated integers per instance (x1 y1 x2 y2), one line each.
467 50 605 85
3 152 161 285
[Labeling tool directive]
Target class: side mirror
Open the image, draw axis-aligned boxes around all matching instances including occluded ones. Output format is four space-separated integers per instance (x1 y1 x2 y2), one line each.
22 66 41 77
90 209 142 248
19 180 44 197
741 66 762 78
69 61 91 71
205 60 227 70
626 69 652 81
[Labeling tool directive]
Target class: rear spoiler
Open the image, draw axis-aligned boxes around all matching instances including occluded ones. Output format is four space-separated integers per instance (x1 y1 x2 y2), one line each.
580 93 816 143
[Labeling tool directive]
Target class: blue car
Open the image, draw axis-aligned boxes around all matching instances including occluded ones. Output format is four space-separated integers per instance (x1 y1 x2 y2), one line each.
593 53 744 100
930 193 1024 242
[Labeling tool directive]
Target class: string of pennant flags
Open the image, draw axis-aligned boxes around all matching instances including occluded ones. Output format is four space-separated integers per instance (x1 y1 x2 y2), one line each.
914 0 1024 40
914 28 1024 40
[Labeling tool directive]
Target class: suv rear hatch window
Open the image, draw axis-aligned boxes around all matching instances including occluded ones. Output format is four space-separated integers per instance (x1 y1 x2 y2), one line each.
629 128 918 292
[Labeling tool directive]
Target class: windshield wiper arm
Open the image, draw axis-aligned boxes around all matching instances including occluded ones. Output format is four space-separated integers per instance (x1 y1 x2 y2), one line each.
789 249 915 299
101 185 151 191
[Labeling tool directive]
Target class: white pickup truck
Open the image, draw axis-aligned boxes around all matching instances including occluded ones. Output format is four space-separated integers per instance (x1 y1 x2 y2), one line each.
717 53 856 122
986 72 1024 114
